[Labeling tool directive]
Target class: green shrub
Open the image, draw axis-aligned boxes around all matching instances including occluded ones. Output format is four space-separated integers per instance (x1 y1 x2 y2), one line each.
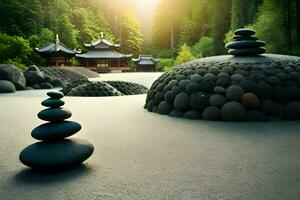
174 43 195 65
192 36 216 58
157 58 174 72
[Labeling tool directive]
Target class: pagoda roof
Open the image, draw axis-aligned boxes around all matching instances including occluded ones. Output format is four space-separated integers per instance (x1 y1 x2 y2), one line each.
35 35 79 55
133 55 160 65
76 50 132 59
84 38 120 49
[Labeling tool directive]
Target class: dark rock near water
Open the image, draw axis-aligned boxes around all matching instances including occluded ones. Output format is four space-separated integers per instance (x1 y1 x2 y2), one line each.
0 80 16 93
19 139 94 170
0 64 26 90
31 121 81 140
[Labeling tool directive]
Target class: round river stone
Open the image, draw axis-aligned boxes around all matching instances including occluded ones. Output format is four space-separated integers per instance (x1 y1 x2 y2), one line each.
41 98 65 108
31 121 81 140
19 138 94 170
38 108 72 122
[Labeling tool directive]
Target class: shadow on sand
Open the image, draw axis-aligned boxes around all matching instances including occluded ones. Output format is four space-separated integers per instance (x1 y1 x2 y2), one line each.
13 164 93 185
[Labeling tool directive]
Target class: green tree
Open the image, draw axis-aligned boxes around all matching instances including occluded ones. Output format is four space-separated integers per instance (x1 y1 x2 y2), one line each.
120 14 143 56
192 37 215 58
55 14 78 48
253 0 291 54
175 43 195 65
0 32 32 70
231 0 262 30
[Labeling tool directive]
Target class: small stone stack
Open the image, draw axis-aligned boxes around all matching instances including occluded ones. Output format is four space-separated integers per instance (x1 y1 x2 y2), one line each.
226 28 266 56
19 91 94 171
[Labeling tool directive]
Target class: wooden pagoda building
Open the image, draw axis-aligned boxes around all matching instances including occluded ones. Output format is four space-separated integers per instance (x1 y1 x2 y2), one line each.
133 55 160 72
76 33 132 72
35 34 79 67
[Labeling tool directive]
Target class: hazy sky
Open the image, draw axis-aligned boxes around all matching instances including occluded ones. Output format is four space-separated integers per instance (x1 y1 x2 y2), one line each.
131 0 161 42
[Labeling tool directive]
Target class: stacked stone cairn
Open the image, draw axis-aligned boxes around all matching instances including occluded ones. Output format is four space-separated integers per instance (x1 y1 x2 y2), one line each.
144 28 300 122
19 91 94 170
226 29 266 56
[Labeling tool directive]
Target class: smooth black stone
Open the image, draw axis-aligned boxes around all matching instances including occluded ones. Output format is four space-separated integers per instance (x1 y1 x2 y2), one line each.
226 40 266 49
233 36 258 41
38 108 72 122
247 110 267 122
169 110 184 118
203 106 221 121
0 80 16 93
229 48 266 56
31 121 81 140
190 92 209 112
41 98 65 108
158 101 172 115
234 28 256 36
19 139 94 170
40 82 53 89
174 92 190 111
47 91 64 99
221 101 246 121
183 111 201 120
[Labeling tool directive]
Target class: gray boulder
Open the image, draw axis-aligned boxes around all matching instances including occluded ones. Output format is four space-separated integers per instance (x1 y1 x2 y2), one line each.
0 64 26 90
0 80 16 93
24 66 45 86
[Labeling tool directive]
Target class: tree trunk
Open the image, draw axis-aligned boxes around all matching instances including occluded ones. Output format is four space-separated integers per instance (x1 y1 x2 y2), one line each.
287 0 292 51
297 0 300 45
171 24 174 49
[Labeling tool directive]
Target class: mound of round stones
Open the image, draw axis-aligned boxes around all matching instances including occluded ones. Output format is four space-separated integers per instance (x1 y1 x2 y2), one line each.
66 82 124 97
104 81 148 95
61 80 148 97
145 30 300 122
19 91 94 170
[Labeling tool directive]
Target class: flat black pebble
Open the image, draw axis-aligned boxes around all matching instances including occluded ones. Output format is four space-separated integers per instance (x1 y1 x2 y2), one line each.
38 108 72 122
47 91 64 99
41 98 65 108
31 121 81 140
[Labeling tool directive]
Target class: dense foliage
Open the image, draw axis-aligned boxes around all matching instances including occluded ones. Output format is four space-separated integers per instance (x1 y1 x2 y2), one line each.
153 0 300 70
0 0 143 69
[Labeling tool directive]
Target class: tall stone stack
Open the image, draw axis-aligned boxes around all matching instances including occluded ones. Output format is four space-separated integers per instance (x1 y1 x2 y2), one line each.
226 28 266 56
19 91 94 171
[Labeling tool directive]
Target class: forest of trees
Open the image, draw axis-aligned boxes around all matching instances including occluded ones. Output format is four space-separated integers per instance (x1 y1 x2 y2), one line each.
0 0 299 71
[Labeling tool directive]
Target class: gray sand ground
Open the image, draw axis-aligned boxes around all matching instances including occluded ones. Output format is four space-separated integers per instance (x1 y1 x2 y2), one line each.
92 72 163 88
0 72 299 200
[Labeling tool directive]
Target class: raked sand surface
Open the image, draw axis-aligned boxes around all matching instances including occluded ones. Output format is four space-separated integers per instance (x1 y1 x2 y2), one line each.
0 73 299 200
